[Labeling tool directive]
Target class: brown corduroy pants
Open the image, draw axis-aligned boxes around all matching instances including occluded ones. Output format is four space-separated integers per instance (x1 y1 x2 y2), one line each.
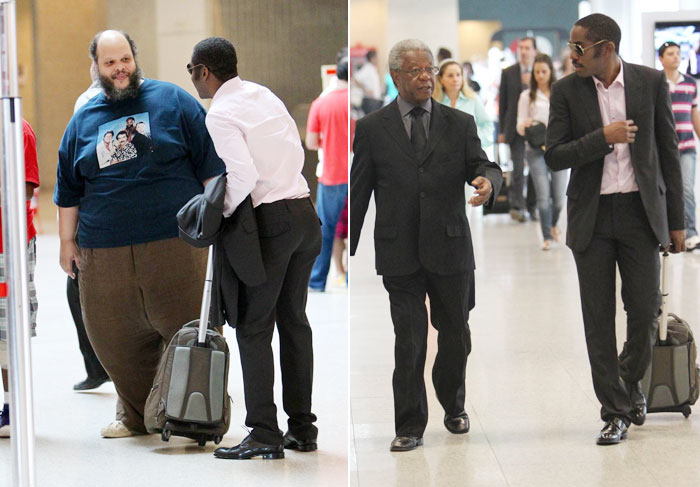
79 237 207 433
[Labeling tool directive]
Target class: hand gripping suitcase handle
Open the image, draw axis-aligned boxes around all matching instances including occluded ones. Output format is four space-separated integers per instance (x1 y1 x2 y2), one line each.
659 250 669 343
197 245 215 346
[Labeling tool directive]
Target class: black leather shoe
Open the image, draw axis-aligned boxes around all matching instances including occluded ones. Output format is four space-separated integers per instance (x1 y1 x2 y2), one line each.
390 436 423 452
283 431 317 452
444 413 470 434
214 435 284 459
73 375 111 391
596 418 628 445
625 381 647 426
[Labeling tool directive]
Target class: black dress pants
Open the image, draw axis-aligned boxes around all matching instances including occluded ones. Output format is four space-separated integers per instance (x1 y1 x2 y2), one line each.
572 192 660 423
382 268 474 437
67 266 107 380
235 198 321 445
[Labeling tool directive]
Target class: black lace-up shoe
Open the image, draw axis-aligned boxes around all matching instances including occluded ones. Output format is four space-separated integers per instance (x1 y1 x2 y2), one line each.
596 418 628 445
214 435 284 459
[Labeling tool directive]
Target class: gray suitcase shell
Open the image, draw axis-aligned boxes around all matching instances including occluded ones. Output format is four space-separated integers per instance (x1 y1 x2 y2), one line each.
641 252 700 417
144 247 232 445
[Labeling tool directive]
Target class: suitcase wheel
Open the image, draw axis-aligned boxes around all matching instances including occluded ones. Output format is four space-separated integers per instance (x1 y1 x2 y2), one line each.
198 435 207 447
161 429 171 442
683 405 692 418
214 436 222 445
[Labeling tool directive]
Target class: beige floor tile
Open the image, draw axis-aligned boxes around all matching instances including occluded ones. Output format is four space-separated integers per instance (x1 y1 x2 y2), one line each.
502 460 660 487
350 202 700 487
0 234 348 487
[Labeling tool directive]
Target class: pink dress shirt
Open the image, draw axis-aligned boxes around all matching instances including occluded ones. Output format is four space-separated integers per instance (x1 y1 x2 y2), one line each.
206 77 310 217
593 62 639 194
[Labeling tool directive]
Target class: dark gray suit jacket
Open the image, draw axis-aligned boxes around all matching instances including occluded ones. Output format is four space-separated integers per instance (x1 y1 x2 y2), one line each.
350 98 503 277
544 61 684 253
499 63 523 144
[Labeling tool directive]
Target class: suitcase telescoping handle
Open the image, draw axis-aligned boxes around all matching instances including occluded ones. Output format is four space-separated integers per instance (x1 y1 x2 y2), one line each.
659 249 670 344
197 245 215 346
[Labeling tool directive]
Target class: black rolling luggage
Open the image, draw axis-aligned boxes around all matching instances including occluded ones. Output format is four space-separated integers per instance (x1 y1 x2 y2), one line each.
483 142 510 215
641 250 700 417
144 246 231 445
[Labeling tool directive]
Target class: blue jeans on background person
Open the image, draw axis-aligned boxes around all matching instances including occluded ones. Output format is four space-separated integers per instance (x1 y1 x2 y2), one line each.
309 182 348 291
679 150 697 238
526 146 568 241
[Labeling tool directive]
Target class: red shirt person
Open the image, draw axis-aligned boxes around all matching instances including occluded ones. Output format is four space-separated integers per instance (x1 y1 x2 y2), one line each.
306 55 352 291
0 119 40 437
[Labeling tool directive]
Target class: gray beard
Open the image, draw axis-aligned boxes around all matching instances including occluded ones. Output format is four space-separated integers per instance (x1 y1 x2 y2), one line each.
100 66 143 101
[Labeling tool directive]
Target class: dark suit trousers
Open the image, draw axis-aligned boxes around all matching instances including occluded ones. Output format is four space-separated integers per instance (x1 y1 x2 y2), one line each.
572 192 660 423
67 267 107 380
382 269 474 437
236 198 321 445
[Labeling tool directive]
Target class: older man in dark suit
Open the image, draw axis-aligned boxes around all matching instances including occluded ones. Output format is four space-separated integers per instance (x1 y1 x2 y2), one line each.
545 14 685 445
350 39 502 452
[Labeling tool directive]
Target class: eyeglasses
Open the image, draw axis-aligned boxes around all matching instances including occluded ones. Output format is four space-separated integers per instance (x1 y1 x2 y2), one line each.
567 39 610 57
397 66 439 78
186 63 205 74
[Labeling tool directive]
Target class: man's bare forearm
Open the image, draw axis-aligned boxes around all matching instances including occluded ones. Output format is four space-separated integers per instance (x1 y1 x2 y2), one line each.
58 206 79 242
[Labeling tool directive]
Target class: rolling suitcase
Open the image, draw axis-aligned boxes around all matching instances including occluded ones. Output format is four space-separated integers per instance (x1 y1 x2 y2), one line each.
641 250 700 417
482 142 510 215
144 246 231 445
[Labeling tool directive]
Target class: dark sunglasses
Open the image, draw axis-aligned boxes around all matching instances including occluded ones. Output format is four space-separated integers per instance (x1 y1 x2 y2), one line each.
186 63 205 75
567 39 609 57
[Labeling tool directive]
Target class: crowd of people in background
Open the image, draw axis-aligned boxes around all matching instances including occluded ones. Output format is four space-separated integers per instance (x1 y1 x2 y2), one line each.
350 33 699 253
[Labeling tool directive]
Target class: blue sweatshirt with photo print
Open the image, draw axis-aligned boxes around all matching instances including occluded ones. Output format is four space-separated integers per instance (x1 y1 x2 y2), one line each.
54 79 225 248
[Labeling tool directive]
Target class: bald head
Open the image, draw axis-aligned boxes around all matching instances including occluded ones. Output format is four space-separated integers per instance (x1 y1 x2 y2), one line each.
89 30 137 64
89 30 142 101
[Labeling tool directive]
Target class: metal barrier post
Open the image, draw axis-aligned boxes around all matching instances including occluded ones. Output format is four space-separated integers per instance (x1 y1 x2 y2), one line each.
0 0 37 485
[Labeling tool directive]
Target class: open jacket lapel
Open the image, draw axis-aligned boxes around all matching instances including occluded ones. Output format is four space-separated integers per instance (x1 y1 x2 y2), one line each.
420 100 447 165
623 61 642 163
382 100 416 161
579 76 604 132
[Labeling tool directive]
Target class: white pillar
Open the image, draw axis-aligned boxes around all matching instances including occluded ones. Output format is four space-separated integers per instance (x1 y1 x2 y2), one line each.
155 0 213 101
386 0 460 62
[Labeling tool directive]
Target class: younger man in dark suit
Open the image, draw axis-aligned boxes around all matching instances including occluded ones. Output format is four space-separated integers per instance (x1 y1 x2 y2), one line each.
545 13 685 445
351 39 502 452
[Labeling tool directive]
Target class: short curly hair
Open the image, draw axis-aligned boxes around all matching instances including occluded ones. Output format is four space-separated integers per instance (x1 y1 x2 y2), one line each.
388 39 432 71
191 37 238 82
574 13 621 54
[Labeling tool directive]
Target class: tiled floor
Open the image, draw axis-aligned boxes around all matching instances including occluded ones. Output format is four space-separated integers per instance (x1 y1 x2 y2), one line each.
350 200 700 487
0 234 348 487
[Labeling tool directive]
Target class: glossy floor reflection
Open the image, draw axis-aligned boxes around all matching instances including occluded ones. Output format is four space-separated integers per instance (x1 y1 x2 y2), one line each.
0 234 348 487
350 200 700 487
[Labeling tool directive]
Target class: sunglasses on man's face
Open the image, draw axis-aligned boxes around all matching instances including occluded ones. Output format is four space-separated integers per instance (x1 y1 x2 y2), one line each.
186 63 204 75
567 39 609 57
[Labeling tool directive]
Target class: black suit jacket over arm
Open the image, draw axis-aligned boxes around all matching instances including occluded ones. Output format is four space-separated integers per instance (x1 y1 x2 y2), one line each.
499 63 522 143
544 62 684 252
350 99 503 277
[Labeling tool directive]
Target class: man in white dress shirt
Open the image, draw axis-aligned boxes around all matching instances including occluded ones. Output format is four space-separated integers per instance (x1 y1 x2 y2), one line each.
188 37 322 460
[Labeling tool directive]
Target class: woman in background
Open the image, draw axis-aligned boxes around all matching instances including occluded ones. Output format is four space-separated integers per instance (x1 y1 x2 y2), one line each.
433 58 493 150
516 53 567 250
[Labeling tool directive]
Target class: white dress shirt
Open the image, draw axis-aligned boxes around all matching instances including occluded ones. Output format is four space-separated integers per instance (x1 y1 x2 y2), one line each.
516 88 550 136
354 62 382 100
73 79 103 113
206 77 310 216
593 62 638 194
